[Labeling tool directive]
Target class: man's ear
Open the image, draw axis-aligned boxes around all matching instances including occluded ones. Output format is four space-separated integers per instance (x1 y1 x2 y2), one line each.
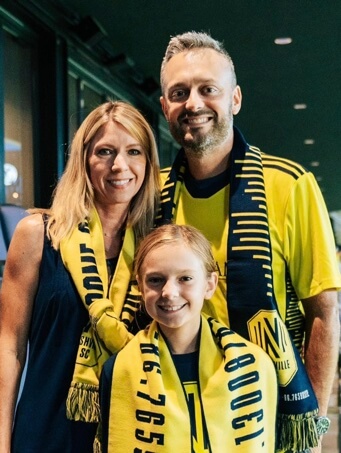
232 85 242 115
160 96 168 119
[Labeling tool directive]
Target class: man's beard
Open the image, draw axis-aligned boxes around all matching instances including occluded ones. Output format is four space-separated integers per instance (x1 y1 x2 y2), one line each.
168 107 233 158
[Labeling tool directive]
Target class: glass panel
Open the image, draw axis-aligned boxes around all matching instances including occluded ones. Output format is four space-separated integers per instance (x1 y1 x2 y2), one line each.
67 76 104 144
4 31 34 207
82 82 103 118
68 73 79 145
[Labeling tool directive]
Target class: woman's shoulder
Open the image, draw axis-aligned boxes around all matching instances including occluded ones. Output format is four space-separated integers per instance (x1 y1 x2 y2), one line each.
15 212 45 237
9 213 45 257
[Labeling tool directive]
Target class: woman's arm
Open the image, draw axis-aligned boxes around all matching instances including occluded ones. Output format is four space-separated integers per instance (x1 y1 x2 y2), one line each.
0 214 44 452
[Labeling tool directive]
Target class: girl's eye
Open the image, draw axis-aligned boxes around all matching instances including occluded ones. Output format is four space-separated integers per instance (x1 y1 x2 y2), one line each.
180 276 193 282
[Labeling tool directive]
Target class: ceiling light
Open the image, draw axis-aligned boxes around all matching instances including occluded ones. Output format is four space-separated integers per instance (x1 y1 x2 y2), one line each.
304 139 315 145
293 103 307 110
310 161 320 167
274 37 292 45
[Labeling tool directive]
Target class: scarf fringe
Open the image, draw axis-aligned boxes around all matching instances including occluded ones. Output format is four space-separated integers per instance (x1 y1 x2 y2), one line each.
93 436 101 453
276 410 319 451
93 423 102 453
66 382 100 422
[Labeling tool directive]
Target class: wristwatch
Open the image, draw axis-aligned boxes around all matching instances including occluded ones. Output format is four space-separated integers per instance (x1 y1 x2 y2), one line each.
314 415 331 436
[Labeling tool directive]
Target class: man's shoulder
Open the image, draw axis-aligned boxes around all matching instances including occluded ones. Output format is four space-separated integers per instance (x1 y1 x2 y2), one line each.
260 151 309 181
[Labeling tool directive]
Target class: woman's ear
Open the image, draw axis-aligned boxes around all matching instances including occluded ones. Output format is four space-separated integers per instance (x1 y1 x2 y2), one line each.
136 274 141 290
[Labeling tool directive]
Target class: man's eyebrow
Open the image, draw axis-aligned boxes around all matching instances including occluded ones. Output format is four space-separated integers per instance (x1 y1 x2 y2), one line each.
168 79 217 91
167 83 186 92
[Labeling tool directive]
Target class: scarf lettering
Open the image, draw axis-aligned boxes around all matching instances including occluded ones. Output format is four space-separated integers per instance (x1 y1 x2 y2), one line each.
136 410 165 425
215 322 266 447
79 243 104 305
136 390 166 406
135 429 164 445
225 354 255 372
213 324 236 343
232 409 263 429
133 450 154 453
283 390 310 401
74 328 101 367
78 335 95 359
133 340 166 450
234 428 265 446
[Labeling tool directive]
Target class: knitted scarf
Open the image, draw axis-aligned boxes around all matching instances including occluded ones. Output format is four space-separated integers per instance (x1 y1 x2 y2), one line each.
106 315 277 452
155 130 319 451
60 208 140 423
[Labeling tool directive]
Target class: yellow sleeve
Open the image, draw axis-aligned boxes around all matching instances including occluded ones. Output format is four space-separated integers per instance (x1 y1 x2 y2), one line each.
283 172 341 299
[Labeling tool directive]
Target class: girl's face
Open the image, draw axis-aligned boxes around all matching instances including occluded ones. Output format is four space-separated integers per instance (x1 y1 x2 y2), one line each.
138 242 217 338
88 121 146 208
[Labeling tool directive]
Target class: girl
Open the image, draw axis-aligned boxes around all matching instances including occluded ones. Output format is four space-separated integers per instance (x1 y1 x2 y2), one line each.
100 224 277 452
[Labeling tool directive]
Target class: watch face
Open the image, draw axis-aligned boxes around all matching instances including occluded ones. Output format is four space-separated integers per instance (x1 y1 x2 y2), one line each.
315 416 331 436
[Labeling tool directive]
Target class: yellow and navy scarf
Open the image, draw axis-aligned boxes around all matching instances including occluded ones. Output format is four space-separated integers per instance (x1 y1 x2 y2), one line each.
155 129 319 452
106 315 277 452
60 208 140 423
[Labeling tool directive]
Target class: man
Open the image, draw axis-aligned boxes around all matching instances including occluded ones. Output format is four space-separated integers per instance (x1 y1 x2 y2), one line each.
157 31 341 453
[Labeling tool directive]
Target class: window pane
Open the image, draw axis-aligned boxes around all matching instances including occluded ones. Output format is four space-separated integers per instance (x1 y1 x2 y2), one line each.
82 83 103 119
4 32 34 207
68 73 79 144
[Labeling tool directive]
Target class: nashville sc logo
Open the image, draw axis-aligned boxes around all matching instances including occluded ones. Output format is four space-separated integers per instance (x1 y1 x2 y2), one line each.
76 324 103 368
247 310 298 386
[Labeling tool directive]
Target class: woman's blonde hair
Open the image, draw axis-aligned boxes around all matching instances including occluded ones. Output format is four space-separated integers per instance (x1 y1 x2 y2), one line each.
135 224 217 279
42 101 160 248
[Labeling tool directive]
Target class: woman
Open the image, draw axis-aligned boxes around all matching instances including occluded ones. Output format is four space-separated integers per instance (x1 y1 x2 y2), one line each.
0 101 160 452
100 224 277 452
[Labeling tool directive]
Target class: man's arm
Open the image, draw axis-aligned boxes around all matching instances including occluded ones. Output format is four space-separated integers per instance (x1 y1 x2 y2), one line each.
301 289 339 453
301 290 339 416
